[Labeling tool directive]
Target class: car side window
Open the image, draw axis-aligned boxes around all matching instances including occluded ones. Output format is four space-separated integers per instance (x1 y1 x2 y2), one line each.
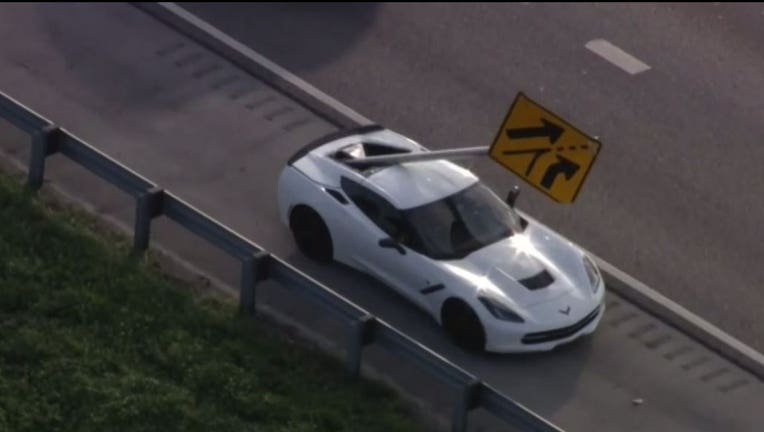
340 177 407 241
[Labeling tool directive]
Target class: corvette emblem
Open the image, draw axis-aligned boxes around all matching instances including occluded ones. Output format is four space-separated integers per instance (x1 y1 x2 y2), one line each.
559 306 571 315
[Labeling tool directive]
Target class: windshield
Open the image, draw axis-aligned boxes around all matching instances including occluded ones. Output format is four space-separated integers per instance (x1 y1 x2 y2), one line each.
402 183 522 260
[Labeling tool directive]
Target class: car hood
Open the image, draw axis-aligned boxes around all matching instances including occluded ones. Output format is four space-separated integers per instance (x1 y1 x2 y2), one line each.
443 222 590 308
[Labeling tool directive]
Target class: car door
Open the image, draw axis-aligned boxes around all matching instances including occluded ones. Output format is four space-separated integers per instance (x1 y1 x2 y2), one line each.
339 177 437 311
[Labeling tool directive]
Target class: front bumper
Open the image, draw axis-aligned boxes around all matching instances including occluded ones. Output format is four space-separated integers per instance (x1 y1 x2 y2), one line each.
483 299 606 353
522 304 602 345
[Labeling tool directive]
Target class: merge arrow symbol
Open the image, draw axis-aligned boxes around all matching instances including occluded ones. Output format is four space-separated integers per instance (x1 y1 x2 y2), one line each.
541 155 579 189
506 118 564 144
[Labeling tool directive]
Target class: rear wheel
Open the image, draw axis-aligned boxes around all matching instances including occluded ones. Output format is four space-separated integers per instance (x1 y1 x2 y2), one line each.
441 299 486 352
289 205 333 263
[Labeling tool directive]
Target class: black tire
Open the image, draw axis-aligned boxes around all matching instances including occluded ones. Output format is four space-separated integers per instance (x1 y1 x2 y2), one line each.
441 299 486 352
289 205 333 263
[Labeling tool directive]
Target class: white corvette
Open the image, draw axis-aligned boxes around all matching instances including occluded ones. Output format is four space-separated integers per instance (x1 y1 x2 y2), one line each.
277 125 605 352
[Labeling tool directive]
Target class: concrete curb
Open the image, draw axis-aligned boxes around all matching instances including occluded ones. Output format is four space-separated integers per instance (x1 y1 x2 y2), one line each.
131 2 372 130
131 2 764 384
597 257 764 381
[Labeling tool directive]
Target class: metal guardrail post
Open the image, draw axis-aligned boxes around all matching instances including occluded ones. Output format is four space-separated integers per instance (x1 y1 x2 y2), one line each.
346 314 376 379
239 250 270 316
452 378 481 432
133 187 165 253
28 124 60 190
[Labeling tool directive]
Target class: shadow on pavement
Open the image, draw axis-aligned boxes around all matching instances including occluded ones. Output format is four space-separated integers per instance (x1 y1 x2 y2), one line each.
182 2 380 73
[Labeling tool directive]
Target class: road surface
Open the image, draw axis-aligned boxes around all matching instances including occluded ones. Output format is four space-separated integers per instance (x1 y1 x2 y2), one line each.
0 3 761 431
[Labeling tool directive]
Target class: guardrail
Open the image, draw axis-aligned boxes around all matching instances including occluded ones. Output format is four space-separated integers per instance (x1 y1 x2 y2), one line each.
0 90 564 432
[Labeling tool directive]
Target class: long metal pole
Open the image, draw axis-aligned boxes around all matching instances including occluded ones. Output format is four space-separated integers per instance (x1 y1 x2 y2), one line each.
344 146 490 166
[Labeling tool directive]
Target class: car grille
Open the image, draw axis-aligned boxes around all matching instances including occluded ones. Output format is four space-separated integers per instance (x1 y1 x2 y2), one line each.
521 305 601 345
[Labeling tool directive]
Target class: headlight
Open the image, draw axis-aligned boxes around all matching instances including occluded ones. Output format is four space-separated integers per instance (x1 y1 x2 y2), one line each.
583 255 601 293
478 296 525 323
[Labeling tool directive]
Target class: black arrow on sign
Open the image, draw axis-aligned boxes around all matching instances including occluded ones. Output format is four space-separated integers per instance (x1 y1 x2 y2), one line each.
503 148 550 176
541 155 580 189
506 118 564 144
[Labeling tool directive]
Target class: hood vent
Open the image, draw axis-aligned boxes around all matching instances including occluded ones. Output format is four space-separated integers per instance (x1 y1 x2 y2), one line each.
517 269 555 290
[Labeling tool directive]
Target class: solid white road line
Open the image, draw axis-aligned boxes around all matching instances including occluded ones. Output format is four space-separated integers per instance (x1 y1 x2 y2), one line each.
585 39 651 75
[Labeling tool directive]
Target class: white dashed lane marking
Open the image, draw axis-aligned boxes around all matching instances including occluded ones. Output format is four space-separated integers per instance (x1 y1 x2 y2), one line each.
585 39 651 75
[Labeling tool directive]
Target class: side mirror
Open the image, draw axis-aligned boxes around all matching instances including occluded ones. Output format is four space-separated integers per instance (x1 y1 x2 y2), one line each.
378 237 406 255
506 185 520 208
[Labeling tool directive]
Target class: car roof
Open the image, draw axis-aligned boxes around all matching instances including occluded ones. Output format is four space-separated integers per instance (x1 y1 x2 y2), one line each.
288 126 480 209
364 159 478 210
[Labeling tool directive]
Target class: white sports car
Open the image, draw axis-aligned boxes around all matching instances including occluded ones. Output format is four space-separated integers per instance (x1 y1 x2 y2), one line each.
277 125 605 352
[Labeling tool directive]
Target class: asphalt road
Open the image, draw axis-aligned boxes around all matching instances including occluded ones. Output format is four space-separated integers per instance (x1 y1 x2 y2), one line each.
184 2 764 353
0 3 762 431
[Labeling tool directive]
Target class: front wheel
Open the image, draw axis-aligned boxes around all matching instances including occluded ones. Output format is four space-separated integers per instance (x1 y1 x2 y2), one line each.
289 205 333 263
441 299 486 352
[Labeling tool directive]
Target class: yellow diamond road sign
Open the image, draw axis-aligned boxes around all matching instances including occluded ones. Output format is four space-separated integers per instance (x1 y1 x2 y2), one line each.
489 92 602 204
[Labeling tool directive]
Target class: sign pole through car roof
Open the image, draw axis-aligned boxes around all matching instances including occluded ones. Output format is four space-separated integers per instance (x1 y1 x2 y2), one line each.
346 92 602 204
343 146 489 167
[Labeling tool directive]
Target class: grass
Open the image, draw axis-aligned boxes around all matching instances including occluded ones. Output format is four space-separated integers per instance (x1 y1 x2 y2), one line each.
0 172 423 432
